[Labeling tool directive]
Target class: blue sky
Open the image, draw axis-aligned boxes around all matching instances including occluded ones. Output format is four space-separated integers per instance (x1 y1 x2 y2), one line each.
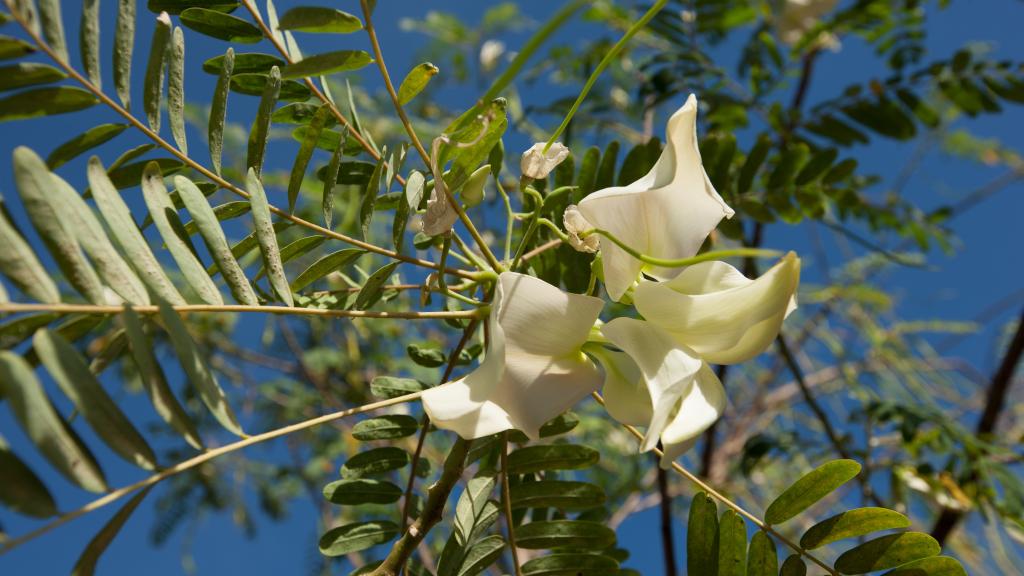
1 0 1022 574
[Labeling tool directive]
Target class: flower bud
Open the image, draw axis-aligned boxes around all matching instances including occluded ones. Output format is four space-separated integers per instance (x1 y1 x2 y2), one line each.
563 204 599 253
520 142 569 180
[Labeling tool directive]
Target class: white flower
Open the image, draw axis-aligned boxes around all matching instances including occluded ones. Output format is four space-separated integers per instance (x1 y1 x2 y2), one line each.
634 252 801 364
422 272 604 440
479 39 506 72
521 142 570 180
577 94 735 301
421 180 458 236
593 253 800 466
563 205 599 253
778 0 840 49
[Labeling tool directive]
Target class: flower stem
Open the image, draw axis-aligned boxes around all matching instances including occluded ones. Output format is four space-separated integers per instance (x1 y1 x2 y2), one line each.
590 228 782 268
543 0 670 152
0 303 485 320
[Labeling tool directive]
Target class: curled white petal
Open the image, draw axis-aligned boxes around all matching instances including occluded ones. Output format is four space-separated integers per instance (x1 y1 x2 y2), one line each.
658 363 726 467
601 317 703 452
578 94 735 301
521 142 570 180
589 345 650 426
421 180 458 236
634 252 801 365
563 205 599 253
422 272 604 439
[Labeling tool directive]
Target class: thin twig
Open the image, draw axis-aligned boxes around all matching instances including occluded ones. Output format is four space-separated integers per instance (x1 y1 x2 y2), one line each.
359 0 503 273
501 431 523 576
0 390 427 556
655 455 678 576
0 302 484 320
591 392 841 576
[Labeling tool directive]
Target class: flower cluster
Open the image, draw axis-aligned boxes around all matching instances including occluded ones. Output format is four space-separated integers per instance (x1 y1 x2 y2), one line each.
422 95 800 467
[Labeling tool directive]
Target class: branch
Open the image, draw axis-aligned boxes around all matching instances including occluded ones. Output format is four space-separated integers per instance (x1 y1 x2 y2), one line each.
0 390 426 556
656 456 678 576
931 307 1024 545
0 303 485 320
359 0 504 273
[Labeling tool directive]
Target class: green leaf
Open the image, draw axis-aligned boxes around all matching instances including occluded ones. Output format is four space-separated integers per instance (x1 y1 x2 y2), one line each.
34 329 157 470
230 72 309 100
0 351 108 493
352 415 419 440
48 172 150 305
594 140 619 190
360 156 385 240
109 142 156 170
319 521 398 557
397 62 438 105
521 553 618 576
737 134 771 195
0 433 57 518
290 248 364 292
880 556 967 576
804 115 868 146
822 158 858 185
113 0 135 109
106 158 185 189
779 554 805 576
47 124 128 169
255 235 323 280
764 459 861 525
87 158 184 305
203 51 282 75
71 487 152 576
834 533 941 575
441 98 508 192
842 98 917 140
288 104 331 212
460 164 489 208
37 0 68 62
120 306 202 449
323 478 403 505
507 444 599 474
745 531 777 576
455 535 505 576
369 376 425 399
392 170 413 252
179 7 261 42
717 510 746 576
0 35 35 60
340 447 410 478
0 199 60 304
13 147 105 304
247 67 280 175
140 162 223 305
895 89 940 129
0 62 66 91
176 176 257 305
143 12 171 132
687 492 719 576
209 47 233 175
277 7 362 33
800 507 910 550
246 168 293 306
79 0 101 86
279 50 373 79
158 300 244 435
353 261 400 310
146 0 238 14
507 412 580 443
167 27 187 154
0 86 97 122
795 148 837 186
515 520 614 550
509 480 605 510
321 136 345 227
1 313 59 349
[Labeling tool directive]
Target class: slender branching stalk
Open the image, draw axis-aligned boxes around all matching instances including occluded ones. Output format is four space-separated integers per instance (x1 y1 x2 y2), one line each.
0 303 486 320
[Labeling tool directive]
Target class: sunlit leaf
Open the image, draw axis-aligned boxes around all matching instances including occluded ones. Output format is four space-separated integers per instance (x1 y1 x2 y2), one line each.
277 7 362 34
71 487 153 576
764 459 861 525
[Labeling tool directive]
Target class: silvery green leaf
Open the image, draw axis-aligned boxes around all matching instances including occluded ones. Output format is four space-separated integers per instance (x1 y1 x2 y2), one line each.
87 157 185 307
143 12 171 132
0 86 97 122
176 175 257 305
37 0 68 62
247 66 280 175
208 47 232 174
0 199 60 303
246 168 293 305
277 7 362 34
113 0 135 109
71 487 152 576
79 0 100 87
179 7 261 42
34 329 157 470
0 433 57 518
0 62 66 91
0 351 107 493
140 161 223 305
167 26 187 154
47 124 127 169
288 103 331 212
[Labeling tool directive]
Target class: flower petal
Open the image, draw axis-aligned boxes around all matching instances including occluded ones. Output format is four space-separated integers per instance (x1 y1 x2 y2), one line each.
658 362 726 467
635 252 800 365
588 345 651 426
601 317 703 452
578 94 734 301
422 272 604 440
